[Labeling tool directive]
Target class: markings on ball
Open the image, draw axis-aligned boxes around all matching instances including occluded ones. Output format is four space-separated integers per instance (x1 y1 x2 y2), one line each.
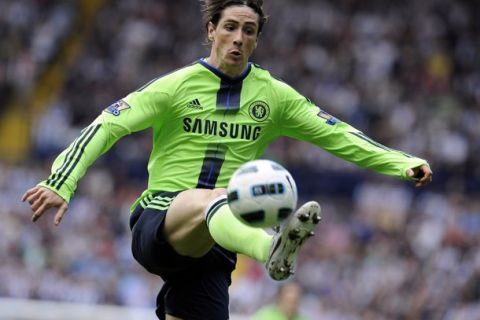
251 183 285 196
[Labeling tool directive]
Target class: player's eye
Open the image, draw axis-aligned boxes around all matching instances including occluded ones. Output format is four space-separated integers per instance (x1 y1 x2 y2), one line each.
244 27 255 36
224 24 236 31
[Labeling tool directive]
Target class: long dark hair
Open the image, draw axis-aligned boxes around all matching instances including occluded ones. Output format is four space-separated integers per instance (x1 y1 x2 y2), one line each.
200 0 267 35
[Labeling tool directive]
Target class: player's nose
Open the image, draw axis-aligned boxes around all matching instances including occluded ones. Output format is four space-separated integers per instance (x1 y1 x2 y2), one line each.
233 30 243 46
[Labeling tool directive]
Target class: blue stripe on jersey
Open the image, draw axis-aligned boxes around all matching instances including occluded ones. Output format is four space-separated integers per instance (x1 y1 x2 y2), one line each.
194 60 251 187
217 80 242 111
351 131 414 158
198 59 250 111
47 126 97 188
196 145 227 189
55 124 102 190
46 136 82 187
350 131 392 152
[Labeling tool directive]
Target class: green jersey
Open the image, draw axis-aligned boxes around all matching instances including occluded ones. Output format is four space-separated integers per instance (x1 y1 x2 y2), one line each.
39 60 428 207
253 305 308 320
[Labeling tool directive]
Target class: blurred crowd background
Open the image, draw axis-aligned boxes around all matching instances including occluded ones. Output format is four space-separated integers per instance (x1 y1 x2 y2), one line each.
1 0 479 319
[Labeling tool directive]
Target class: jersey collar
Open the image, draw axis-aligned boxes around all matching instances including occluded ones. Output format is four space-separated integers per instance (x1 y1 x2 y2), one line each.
198 59 251 83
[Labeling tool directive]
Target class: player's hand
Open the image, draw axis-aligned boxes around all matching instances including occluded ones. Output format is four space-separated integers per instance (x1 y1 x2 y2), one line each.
406 164 433 188
21 186 68 226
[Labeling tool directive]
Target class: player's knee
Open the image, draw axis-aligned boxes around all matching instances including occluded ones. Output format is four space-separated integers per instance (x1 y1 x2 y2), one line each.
209 188 227 201
195 188 227 221
173 188 227 226
165 188 226 256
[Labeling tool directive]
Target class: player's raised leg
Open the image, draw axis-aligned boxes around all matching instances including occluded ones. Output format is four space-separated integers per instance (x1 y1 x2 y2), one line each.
164 188 272 261
164 189 322 281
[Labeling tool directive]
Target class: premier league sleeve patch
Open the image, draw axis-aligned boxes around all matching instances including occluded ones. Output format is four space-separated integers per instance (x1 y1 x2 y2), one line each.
315 106 338 125
104 100 131 116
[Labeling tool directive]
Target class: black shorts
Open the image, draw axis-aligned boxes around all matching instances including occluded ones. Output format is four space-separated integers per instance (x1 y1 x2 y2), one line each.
129 191 237 320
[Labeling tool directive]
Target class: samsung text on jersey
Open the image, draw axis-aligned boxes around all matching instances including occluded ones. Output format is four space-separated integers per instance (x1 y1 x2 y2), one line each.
183 117 262 141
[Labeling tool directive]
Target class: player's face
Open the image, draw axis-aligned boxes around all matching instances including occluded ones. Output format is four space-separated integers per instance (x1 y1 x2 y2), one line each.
278 283 302 317
207 5 259 77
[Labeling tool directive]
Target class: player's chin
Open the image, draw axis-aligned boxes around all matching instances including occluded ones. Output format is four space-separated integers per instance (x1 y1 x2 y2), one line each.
227 53 245 64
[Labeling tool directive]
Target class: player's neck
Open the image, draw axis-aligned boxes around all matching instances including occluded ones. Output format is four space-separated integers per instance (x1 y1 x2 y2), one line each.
205 56 248 79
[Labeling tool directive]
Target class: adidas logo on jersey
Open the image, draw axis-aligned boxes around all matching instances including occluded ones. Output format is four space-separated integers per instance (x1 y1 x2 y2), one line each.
186 99 203 109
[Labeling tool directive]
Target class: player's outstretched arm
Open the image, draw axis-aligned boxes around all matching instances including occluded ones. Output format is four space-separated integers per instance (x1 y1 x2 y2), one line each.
22 186 68 226
406 164 433 188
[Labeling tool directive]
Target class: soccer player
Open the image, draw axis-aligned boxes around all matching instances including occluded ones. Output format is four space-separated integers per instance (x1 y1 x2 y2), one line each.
22 0 432 319
253 282 307 320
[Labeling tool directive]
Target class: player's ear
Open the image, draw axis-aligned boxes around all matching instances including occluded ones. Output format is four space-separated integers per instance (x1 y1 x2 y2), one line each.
207 21 216 42
254 31 260 48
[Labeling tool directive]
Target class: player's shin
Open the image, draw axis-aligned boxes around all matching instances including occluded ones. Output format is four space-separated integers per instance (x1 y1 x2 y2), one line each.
205 195 272 262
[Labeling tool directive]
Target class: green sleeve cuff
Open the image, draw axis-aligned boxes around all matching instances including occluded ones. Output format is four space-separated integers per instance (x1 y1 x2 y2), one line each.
400 159 430 180
37 181 72 203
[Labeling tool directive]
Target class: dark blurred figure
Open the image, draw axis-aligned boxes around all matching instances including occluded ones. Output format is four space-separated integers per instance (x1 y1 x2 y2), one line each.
253 282 308 320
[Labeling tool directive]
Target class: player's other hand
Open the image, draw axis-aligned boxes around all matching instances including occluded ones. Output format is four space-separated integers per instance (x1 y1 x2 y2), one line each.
406 164 433 188
21 186 68 226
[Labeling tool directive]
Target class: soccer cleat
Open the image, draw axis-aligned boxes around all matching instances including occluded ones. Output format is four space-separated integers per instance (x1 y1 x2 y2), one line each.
266 201 322 281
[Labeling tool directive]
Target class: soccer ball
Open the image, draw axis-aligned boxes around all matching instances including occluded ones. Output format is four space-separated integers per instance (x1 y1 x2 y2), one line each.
227 159 298 228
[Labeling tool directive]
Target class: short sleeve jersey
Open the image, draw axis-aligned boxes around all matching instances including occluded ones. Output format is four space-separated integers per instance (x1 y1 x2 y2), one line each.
39 60 428 206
